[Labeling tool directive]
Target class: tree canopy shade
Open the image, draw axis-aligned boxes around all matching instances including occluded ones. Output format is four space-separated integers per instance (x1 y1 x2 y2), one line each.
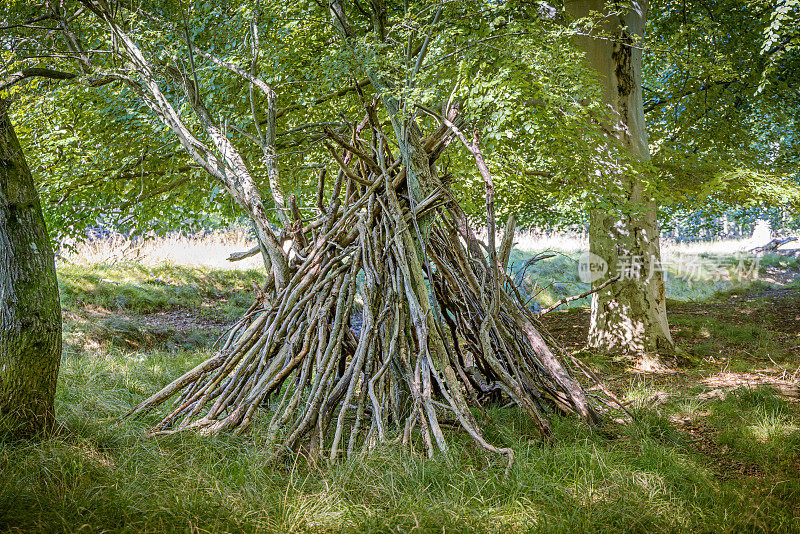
2 0 799 241
0 0 613 462
1 0 620 239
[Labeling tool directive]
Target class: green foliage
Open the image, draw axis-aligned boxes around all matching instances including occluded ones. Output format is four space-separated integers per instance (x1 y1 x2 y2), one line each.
645 0 800 218
2 0 798 235
760 252 800 270
0 0 632 236
759 0 800 92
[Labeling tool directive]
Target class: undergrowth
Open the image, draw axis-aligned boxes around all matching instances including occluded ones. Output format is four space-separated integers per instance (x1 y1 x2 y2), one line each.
1 245 797 532
2 341 798 533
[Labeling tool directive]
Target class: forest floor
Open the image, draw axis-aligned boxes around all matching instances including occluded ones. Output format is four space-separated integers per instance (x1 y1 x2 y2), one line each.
542 286 800 481
1 241 799 533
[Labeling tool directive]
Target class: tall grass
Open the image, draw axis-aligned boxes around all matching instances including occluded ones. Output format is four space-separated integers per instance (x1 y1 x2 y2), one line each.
2 340 798 532
1 231 797 532
59 228 264 270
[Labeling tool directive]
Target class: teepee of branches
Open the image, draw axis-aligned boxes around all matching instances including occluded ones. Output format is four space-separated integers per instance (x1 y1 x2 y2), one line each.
127 102 601 469
0 0 621 471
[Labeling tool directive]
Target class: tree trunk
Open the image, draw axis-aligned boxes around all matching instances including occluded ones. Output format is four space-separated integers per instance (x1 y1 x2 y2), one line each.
0 102 62 436
566 0 674 358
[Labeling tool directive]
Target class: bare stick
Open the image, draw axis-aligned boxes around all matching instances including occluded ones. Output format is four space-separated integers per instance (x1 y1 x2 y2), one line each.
538 276 620 316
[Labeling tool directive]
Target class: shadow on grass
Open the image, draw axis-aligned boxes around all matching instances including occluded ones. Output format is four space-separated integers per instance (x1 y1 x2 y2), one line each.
2 343 798 533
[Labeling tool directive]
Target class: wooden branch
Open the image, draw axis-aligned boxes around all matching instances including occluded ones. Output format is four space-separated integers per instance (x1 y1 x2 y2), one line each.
185 37 289 226
316 167 327 215
119 176 190 210
0 14 57 30
277 79 373 118
537 276 620 316
644 80 739 114
421 32 525 71
323 127 381 173
412 189 445 218
323 141 373 187
499 214 515 273
111 165 197 181
750 237 798 253
1 67 77 91
227 246 261 262
517 252 556 277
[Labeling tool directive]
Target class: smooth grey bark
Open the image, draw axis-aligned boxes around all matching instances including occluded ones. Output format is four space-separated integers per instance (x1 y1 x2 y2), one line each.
566 0 674 357
0 103 62 435
75 0 290 288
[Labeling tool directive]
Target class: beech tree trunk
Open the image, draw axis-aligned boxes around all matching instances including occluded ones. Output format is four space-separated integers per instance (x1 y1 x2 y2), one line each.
566 0 674 358
0 103 62 435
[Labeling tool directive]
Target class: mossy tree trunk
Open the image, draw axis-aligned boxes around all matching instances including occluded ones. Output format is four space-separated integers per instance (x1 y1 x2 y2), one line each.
0 102 62 436
566 0 674 359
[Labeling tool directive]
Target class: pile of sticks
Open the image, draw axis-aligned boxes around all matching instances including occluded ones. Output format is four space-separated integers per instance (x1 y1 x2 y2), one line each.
127 107 601 469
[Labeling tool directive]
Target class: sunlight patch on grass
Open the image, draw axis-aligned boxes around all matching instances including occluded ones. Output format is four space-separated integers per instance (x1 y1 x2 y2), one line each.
58 262 263 319
670 398 705 421
746 407 800 443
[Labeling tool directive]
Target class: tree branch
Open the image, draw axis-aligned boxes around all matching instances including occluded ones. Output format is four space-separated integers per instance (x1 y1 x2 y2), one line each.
0 67 76 92
644 79 738 114
276 79 373 118
538 276 620 316
119 176 191 210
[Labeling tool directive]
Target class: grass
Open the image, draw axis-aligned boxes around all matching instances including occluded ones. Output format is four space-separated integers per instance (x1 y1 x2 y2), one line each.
58 262 264 318
509 234 797 310
3 343 798 532
1 233 799 532
708 388 800 470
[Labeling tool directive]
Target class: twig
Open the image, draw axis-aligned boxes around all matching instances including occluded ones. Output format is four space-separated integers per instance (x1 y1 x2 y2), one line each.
538 276 620 315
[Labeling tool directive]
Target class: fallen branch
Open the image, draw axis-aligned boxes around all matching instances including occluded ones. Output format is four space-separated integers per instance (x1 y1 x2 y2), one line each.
227 245 261 262
538 276 620 316
750 237 798 253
